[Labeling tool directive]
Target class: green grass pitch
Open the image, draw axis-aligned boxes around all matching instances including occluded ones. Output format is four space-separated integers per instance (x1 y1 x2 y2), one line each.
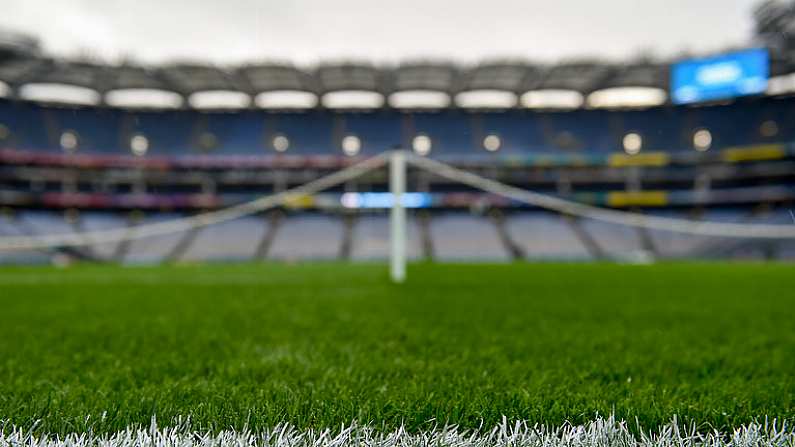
0 262 793 434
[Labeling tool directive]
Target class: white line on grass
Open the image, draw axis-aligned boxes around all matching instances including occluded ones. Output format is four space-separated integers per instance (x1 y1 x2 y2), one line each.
2 416 793 447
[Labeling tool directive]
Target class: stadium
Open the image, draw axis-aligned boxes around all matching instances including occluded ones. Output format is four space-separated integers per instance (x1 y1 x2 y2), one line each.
0 1 794 446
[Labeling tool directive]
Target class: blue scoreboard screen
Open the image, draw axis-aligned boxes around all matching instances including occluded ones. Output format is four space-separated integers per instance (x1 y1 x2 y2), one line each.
671 48 769 104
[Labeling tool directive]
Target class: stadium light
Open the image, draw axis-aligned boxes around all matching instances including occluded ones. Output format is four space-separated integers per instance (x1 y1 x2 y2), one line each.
105 89 183 109
692 129 712 151
130 134 149 156
766 72 795 95
322 90 384 109
388 90 451 109
0 81 9 98
19 83 101 106
341 135 361 156
455 89 517 109
586 87 667 109
483 134 501 152
412 134 432 156
623 132 643 154
271 134 290 152
254 90 318 109
188 90 251 110
520 89 583 109
60 130 79 153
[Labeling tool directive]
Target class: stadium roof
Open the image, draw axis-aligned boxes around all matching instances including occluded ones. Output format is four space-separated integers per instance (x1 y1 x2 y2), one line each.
387 62 457 109
313 62 386 109
452 61 529 109
0 29 40 60
1 45 794 109
586 63 669 108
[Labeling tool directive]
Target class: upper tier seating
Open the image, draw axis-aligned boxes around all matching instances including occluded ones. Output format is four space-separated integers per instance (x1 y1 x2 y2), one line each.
2 97 793 157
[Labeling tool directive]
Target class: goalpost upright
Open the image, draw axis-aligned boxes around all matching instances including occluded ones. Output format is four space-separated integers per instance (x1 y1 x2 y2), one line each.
389 150 407 283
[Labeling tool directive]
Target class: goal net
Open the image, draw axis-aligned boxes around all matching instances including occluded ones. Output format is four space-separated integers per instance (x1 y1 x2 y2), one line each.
1 150 794 279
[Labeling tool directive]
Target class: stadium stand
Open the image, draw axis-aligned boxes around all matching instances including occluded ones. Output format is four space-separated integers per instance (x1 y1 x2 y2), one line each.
429 213 510 261
1 37 795 264
122 213 188 264
268 214 345 261
3 98 795 156
505 212 593 261
350 213 431 260
78 211 127 259
181 216 268 262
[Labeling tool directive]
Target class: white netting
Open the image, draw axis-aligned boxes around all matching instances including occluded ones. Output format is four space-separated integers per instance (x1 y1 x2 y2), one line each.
0 153 388 251
406 154 795 239
1 150 794 253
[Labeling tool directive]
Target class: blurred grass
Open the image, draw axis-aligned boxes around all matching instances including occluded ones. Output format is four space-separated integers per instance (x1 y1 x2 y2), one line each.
0 262 793 434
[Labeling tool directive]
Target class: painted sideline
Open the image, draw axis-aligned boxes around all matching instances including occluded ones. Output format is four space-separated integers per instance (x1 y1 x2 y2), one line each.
2 416 793 447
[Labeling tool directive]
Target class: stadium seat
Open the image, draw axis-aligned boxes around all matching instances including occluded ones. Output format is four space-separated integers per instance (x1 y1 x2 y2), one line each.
430 212 509 261
350 214 423 260
180 216 268 262
504 212 593 261
269 213 344 260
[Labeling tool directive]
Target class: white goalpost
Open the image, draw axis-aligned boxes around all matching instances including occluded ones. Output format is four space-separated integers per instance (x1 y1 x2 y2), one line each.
389 150 407 284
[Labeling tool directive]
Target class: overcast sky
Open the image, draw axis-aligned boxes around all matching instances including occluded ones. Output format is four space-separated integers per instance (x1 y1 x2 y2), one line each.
0 0 761 66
